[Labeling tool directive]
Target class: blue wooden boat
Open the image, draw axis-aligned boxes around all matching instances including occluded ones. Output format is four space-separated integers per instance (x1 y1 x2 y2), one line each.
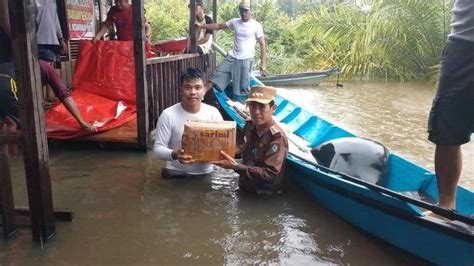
213 77 474 265
253 67 339 86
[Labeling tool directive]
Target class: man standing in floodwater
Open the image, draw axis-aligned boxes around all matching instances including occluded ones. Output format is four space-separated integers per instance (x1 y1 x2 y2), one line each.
195 1 267 101
427 0 474 209
213 86 289 194
154 68 223 178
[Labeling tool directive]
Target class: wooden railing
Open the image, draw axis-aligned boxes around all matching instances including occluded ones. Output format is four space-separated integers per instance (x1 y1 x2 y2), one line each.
54 52 216 147
145 52 216 129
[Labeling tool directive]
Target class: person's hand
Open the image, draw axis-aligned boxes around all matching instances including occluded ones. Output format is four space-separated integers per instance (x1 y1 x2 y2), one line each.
93 35 101 44
172 149 195 164
59 39 68 55
80 122 97 133
194 21 203 28
211 151 241 170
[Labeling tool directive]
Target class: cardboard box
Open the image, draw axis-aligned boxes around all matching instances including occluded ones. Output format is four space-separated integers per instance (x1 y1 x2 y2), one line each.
182 121 236 162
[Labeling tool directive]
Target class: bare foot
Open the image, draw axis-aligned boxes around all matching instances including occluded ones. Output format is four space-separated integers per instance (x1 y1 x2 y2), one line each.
80 122 97 133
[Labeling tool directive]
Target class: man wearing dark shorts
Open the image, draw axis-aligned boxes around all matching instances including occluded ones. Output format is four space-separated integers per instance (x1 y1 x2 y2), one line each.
0 25 20 131
428 0 474 209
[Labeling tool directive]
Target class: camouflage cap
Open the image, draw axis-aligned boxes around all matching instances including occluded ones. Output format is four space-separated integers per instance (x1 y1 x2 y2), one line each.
245 86 276 104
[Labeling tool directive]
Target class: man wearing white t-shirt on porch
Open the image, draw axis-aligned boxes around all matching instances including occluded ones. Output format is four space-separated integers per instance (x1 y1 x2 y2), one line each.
154 68 223 178
195 1 267 101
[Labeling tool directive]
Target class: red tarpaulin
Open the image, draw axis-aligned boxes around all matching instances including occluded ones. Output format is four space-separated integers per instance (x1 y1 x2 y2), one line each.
46 40 137 139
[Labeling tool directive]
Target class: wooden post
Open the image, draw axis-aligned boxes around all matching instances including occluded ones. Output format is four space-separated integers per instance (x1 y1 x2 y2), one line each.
0 140 17 238
188 0 197 53
132 0 149 149
8 0 56 241
212 0 217 42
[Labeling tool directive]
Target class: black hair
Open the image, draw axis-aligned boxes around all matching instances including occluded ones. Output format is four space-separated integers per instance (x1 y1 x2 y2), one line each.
180 68 203 86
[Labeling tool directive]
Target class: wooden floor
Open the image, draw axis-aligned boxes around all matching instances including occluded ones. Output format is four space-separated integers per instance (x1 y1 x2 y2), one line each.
77 118 138 144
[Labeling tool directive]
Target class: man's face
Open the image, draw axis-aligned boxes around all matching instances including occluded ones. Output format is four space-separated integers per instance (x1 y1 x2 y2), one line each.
181 78 205 107
195 5 204 20
248 101 275 127
239 8 251 22
115 0 129 9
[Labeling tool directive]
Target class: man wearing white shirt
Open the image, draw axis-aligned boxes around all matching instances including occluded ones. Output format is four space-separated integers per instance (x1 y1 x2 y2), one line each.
196 1 267 101
154 68 223 178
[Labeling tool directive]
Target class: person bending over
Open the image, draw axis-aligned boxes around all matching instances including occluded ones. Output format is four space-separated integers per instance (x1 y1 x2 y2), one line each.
39 49 96 132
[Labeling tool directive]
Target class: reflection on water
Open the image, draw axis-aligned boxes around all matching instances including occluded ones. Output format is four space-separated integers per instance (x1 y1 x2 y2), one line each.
279 81 473 189
0 81 442 265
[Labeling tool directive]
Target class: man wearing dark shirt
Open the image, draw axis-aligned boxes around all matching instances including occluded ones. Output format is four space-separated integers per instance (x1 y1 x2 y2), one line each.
213 86 288 194
191 0 214 55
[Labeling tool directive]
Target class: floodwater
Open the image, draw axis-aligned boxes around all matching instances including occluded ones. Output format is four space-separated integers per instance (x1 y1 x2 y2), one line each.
2 81 469 265
279 81 473 190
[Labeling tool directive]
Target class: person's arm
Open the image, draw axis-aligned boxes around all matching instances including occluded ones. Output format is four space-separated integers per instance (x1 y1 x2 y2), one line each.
236 137 286 182
197 15 213 45
144 17 151 40
93 23 111 43
94 9 114 43
39 61 95 131
197 33 211 45
153 112 195 163
53 4 67 54
154 112 175 161
195 22 227 31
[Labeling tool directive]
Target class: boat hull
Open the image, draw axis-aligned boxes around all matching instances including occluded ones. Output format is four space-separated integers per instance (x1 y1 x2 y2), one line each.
255 69 338 86
213 85 474 265
257 74 328 86
288 157 474 265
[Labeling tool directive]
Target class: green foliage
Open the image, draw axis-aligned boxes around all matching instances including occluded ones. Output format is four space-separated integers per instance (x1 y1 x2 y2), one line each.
144 0 453 81
298 0 452 80
276 0 318 19
145 0 189 42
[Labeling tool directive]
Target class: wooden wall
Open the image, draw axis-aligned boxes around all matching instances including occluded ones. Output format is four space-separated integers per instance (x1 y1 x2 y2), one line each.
146 52 216 129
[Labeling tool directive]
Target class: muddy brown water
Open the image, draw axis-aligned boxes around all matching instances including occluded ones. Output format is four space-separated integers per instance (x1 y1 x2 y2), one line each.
279 81 473 190
1 81 471 265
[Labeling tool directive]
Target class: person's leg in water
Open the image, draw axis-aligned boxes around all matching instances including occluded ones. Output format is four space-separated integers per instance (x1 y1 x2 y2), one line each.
435 144 462 209
3 116 20 157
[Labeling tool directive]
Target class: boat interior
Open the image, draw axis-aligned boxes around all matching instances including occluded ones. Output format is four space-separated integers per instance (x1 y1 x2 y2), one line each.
221 78 474 218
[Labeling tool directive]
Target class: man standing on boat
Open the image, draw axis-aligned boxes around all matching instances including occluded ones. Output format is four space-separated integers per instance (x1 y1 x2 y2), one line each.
154 68 223 178
213 86 289 194
195 1 267 101
428 0 474 209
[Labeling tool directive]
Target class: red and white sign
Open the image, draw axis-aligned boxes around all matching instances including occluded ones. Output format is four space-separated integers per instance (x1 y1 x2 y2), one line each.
66 0 95 39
